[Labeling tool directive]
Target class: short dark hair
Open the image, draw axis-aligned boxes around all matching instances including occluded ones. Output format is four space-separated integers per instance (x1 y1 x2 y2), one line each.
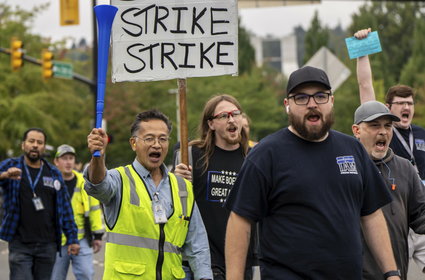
130 109 172 136
385 85 415 104
22 128 47 143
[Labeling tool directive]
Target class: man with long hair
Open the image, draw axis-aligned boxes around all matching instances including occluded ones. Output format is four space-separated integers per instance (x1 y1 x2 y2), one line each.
174 94 254 280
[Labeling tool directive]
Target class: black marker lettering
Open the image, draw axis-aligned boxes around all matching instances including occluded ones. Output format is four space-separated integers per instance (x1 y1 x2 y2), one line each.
200 42 215 68
161 43 178 70
154 6 169 34
216 41 234 65
133 4 156 35
121 8 143 37
178 43 196 68
211 8 229 35
192 7 206 34
170 7 188 34
124 43 146 73
139 43 160 70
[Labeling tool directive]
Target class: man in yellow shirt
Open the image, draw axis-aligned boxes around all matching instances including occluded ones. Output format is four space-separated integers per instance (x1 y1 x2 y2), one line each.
51 144 104 280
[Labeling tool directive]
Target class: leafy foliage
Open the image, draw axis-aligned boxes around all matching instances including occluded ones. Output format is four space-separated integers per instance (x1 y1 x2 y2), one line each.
303 11 329 64
2 1 425 165
0 4 92 160
0 2 281 167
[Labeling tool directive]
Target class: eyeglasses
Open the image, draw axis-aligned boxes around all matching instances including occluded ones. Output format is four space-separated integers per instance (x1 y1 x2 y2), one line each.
211 109 242 121
134 136 169 145
288 92 331 105
390 101 414 106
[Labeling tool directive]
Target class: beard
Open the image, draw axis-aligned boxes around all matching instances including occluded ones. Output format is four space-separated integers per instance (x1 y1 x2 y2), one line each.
224 133 241 145
289 108 334 141
25 150 42 163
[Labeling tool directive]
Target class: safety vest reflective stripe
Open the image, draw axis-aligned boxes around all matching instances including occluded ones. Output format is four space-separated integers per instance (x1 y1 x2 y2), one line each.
78 228 85 234
175 176 188 217
106 232 181 254
74 188 81 193
90 205 101 211
124 166 140 206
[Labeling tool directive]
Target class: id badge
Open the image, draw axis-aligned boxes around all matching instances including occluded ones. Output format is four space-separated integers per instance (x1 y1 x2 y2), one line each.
32 196 45 211
152 195 168 224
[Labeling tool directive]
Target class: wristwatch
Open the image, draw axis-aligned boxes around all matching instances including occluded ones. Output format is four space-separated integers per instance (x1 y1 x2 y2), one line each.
383 270 401 279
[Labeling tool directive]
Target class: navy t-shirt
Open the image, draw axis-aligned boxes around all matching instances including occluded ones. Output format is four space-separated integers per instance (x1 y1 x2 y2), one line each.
390 125 425 179
17 165 57 243
226 128 392 279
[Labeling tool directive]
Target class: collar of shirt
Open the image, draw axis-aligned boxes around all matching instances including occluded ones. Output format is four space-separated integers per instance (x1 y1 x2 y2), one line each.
132 159 173 214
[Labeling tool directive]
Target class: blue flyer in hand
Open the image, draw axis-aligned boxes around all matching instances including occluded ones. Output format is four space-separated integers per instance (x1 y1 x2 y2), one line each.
345 31 382 59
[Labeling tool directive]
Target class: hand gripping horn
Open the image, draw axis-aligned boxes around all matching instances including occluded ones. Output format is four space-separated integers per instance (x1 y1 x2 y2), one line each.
93 5 118 157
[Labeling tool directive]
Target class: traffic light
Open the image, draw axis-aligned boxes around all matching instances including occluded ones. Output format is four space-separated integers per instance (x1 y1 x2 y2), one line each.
41 50 54 79
10 37 24 71
60 0 79 26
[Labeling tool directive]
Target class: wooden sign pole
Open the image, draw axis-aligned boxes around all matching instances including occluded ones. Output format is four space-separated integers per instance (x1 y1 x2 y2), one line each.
178 78 189 165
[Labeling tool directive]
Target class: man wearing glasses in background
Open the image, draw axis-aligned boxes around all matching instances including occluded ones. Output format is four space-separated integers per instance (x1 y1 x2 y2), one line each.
84 110 212 280
225 66 401 279
173 95 256 279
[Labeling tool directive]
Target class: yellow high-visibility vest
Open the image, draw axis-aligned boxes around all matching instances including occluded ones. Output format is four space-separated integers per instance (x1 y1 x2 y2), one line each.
103 165 194 280
61 170 104 245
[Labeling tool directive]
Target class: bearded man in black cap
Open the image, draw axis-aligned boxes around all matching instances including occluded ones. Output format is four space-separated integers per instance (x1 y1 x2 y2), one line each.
224 66 402 280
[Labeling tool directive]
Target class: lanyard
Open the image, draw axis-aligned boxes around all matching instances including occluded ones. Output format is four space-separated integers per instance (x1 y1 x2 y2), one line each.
393 126 414 160
393 126 419 174
23 162 44 195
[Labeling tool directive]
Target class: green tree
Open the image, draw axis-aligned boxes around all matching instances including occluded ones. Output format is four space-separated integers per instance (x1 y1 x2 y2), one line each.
0 3 93 161
349 1 425 89
400 19 425 88
303 10 329 64
238 18 255 74
104 66 285 167
0 3 284 167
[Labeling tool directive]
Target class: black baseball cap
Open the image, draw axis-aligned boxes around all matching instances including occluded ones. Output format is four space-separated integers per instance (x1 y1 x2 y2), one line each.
286 66 331 95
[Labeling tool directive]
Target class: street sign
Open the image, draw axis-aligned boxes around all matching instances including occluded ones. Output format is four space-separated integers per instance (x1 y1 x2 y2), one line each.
304 46 350 92
53 61 73 79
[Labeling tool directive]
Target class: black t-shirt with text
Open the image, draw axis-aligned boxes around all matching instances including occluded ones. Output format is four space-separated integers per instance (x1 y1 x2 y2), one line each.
16 165 57 243
226 129 392 279
191 145 252 269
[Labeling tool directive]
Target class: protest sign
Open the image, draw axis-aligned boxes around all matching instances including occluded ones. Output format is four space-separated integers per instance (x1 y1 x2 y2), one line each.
111 0 238 82
345 31 382 60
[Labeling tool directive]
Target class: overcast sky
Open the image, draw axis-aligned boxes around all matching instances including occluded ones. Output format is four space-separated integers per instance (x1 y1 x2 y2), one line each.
4 0 367 45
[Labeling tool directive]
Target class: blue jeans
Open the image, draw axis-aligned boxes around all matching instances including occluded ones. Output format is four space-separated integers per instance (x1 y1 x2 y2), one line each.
182 265 193 280
183 264 253 280
50 238 94 280
9 239 57 280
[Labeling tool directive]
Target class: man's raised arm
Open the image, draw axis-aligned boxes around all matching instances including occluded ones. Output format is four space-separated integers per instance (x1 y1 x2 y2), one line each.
355 28 377 104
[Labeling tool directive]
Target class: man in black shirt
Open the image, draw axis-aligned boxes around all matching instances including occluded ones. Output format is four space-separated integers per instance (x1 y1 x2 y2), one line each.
225 66 401 280
0 128 79 280
173 94 253 280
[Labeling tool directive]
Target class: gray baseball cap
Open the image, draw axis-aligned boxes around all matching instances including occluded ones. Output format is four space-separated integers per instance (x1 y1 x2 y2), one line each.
354 101 400 124
55 144 76 158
